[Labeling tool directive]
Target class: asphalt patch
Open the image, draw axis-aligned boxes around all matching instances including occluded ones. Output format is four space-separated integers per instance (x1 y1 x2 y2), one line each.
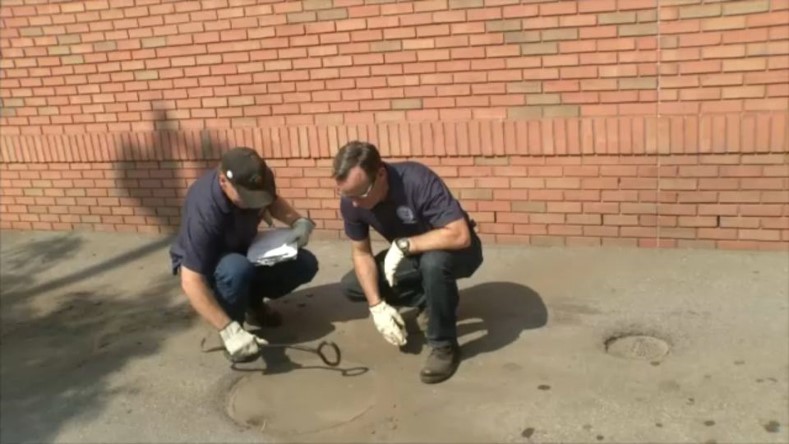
605 334 670 361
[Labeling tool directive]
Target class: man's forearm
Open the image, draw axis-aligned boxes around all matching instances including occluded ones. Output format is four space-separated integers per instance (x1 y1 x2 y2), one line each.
352 251 383 307
182 277 232 330
408 220 471 255
267 197 302 226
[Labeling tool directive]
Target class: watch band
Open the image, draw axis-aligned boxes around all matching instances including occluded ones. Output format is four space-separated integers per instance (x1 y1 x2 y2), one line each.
396 237 410 255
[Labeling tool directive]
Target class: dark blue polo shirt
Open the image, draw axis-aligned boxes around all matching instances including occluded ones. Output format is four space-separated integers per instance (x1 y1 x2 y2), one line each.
340 161 468 242
169 169 273 276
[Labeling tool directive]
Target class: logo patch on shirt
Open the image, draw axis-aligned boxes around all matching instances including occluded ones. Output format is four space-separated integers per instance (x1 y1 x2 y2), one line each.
396 206 417 224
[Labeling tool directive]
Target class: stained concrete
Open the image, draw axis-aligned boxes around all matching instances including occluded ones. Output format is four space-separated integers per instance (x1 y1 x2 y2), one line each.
1 229 787 443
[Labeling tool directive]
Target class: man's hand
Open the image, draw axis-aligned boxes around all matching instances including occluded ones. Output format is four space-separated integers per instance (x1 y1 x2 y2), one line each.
369 301 407 346
219 321 267 360
289 217 315 248
383 242 405 287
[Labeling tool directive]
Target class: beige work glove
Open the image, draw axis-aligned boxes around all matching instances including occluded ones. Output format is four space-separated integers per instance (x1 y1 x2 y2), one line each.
370 301 407 347
219 321 267 360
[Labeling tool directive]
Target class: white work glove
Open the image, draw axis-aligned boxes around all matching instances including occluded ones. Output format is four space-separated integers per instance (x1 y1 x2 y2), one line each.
289 217 315 248
383 242 406 287
219 321 267 360
370 301 407 347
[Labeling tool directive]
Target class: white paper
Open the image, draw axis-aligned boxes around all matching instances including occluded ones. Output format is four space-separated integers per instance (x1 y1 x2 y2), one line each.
246 228 298 266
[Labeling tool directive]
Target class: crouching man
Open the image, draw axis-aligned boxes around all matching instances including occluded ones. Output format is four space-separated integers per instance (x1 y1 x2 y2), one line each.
169 147 319 363
332 141 483 384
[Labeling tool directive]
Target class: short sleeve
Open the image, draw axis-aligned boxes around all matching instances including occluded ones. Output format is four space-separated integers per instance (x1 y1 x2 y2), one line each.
340 198 370 241
416 168 465 228
180 214 223 276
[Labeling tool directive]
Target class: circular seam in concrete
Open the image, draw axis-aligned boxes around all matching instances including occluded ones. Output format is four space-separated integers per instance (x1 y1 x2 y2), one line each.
225 358 376 436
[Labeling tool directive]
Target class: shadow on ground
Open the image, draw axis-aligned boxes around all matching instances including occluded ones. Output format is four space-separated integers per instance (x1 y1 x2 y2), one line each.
0 232 84 297
0 233 191 443
245 281 547 372
0 234 172 305
457 282 547 359
396 281 548 358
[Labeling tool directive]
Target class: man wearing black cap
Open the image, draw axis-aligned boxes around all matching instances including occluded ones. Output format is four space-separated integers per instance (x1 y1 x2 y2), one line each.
170 147 319 363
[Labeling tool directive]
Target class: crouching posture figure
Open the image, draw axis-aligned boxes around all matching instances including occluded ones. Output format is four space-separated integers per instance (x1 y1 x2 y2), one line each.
170 147 318 363
332 141 483 384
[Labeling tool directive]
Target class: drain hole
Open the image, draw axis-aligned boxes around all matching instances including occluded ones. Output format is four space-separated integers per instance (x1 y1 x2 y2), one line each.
605 334 670 361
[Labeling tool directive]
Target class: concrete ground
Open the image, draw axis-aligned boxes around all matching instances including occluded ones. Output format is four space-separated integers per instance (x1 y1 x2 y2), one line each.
0 229 787 444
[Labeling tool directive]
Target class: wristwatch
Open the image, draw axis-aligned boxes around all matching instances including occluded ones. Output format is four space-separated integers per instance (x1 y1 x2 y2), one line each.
395 237 411 255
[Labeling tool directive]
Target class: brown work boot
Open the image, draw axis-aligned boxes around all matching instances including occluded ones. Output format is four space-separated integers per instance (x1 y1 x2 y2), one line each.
420 343 460 384
245 302 283 328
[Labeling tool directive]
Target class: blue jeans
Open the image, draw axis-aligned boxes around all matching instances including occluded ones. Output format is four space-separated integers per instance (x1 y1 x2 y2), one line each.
340 230 483 348
209 249 319 323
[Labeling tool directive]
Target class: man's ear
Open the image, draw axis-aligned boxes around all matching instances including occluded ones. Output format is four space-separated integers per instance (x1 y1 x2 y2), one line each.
218 173 233 195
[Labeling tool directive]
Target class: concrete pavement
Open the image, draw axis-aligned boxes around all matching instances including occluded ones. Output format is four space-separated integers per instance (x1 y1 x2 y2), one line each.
1 229 787 443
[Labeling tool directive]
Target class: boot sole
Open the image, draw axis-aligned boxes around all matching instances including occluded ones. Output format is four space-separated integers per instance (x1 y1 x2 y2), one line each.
420 369 457 384
419 359 460 384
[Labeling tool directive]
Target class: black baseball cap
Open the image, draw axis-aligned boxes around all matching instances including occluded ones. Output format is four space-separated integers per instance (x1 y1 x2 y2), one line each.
220 147 277 209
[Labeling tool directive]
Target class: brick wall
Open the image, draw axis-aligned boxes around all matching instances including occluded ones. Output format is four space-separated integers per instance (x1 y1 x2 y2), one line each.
0 0 787 250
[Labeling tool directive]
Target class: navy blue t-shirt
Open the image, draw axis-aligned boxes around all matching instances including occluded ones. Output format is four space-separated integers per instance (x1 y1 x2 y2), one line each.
340 161 468 243
169 169 273 276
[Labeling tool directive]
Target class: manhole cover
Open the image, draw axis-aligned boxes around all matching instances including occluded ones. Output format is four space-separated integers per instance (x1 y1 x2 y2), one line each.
605 334 670 361
226 358 376 436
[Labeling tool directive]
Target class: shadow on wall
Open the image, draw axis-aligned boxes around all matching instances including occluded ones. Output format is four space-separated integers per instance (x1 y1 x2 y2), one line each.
0 232 191 443
113 108 217 235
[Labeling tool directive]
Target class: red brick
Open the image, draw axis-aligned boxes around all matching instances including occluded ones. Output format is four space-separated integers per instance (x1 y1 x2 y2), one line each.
621 226 657 238
740 178 786 190
604 215 639 226
621 203 658 215
546 202 582 213
677 216 717 228
479 222 514 234
738 229 781 241
739 204 783 217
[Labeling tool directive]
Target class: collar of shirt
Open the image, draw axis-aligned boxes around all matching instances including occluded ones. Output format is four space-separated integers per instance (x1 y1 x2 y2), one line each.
381 162 402 204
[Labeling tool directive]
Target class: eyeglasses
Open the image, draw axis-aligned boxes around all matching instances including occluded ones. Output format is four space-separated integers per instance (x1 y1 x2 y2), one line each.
341 176 376 199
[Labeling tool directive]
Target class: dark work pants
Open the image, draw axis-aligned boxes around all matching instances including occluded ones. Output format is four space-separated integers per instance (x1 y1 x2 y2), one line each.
208 249 319 324
340 231 483 348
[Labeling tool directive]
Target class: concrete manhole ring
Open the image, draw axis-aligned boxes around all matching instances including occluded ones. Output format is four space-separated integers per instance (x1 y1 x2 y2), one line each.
605 334 671 361
225 358 376 436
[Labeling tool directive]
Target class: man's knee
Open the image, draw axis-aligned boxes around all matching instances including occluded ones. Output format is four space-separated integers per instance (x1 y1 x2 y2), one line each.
419 251 453 278
213 253 255 311
295 249 319 284
215 253 255 288
340 270 366 302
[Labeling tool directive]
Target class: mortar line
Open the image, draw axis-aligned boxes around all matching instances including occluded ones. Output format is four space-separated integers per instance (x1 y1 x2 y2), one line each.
656 0 662 248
